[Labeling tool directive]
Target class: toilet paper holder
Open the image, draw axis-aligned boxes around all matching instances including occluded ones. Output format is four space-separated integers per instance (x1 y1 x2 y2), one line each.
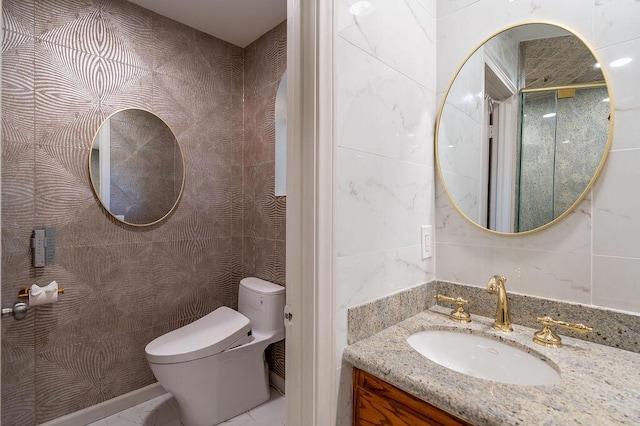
17 287 65 299
1 287 65 321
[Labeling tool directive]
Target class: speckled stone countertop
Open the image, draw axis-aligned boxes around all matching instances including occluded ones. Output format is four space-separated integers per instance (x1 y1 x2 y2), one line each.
343 306 640 425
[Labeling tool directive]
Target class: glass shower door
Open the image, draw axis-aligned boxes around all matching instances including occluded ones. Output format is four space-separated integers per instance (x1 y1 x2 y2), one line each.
517 86 609 232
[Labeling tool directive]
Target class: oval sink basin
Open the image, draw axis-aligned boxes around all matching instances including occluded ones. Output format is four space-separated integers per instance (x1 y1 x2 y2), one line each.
407 330 560 386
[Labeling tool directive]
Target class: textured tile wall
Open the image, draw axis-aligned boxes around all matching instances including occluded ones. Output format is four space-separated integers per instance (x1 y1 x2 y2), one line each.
242 21 287 380
521 35 604 88
1 0 246 423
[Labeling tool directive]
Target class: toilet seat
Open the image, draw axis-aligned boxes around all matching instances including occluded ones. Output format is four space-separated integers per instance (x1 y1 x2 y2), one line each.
145 306 252 364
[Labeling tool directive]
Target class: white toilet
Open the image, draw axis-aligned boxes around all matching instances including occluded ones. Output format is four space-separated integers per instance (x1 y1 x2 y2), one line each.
145 277 285 426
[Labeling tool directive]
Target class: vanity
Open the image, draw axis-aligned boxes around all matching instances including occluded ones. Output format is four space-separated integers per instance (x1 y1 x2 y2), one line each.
344 306 640 425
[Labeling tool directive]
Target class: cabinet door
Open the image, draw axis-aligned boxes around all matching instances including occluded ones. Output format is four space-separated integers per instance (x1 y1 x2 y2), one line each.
354 386 434 425
353 368 471 426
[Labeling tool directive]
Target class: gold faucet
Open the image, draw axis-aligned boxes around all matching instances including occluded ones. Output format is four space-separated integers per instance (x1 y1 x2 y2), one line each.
486 275 512 332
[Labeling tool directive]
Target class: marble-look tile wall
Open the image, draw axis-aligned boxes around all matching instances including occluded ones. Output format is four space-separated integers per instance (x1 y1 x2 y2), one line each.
241 21 287 379
335 0 437 423
438 49 483 223
436 0 640 314
437 29 520 227
484 30 519 87
1 0 283 423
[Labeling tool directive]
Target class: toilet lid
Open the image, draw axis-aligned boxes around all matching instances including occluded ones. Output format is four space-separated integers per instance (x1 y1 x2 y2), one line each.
240 277 285 295
145 306 252 364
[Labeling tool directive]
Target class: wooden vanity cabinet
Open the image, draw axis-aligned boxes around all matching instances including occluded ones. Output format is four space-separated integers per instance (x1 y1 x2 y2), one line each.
353 368 471 426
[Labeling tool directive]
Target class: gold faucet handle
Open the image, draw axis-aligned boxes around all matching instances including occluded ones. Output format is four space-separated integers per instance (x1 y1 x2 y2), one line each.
536 316 593 333
434 294 471 323
534 316 593 348
435 294 469 305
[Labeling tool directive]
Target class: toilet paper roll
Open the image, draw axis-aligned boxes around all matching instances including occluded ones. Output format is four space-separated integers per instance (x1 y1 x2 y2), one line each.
29 281 58 306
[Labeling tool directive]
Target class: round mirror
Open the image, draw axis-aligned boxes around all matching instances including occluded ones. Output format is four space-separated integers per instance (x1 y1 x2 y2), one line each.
436 23 613 234
89 109 185 226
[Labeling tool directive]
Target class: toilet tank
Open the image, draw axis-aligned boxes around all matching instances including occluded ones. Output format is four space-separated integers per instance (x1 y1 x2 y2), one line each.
238 277 285 334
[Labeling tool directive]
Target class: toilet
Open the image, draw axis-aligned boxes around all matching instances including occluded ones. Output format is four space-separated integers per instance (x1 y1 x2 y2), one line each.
145 277 286 426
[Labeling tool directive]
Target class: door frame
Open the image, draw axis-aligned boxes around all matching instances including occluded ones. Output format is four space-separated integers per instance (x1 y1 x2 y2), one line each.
285 0 335 424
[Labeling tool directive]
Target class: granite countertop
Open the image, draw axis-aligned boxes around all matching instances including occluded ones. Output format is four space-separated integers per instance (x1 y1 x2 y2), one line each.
343 306 640 425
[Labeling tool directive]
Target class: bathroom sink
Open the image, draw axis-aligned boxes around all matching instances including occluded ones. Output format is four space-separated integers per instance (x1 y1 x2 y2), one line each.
407 330 560 386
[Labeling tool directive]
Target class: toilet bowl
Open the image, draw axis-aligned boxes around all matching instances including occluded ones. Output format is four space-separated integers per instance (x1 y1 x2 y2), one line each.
145 277 285 426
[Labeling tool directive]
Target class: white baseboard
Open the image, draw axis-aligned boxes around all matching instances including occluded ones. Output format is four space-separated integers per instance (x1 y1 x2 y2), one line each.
269 371 286 395
40 374 283 425
39 383 166 426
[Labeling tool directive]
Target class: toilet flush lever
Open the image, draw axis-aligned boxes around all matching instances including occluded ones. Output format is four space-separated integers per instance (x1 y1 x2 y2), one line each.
284 305 293 325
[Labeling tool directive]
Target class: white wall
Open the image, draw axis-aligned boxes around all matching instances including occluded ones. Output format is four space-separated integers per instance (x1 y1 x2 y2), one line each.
436 0 640 314
334 0 437 423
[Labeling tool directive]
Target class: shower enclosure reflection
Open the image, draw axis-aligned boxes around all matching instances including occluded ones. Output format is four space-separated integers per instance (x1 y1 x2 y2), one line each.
518 85 609 232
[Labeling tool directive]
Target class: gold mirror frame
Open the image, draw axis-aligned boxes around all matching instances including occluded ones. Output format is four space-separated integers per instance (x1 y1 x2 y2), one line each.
435 21 614 236
88 108 186 227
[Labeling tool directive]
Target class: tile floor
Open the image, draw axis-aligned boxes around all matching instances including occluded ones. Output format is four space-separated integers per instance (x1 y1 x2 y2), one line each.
88 387 285 426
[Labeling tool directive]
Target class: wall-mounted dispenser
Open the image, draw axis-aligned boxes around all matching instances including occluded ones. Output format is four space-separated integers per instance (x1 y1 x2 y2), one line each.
31 227 56 267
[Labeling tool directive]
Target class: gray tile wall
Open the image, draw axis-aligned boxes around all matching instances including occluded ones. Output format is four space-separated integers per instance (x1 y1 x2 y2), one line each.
1 0 285 423
242 21 287 380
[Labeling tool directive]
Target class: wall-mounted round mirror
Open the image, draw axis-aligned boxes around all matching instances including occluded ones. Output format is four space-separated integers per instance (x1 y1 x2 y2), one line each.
89 109 185 226
436 23 613 234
